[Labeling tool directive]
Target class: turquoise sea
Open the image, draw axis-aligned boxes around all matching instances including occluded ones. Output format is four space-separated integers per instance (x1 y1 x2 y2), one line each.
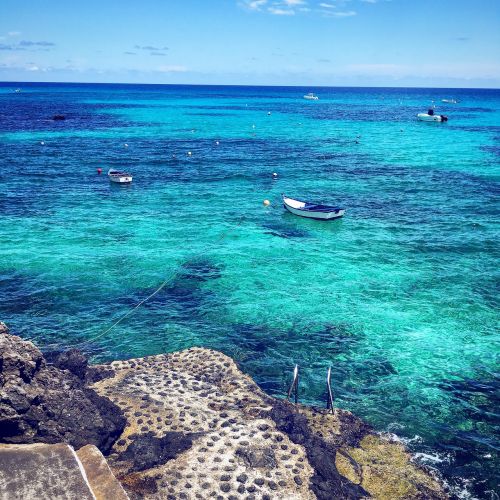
0 83 498 497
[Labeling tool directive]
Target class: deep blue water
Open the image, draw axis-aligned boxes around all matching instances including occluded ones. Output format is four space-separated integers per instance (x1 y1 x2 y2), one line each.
0 82 499 498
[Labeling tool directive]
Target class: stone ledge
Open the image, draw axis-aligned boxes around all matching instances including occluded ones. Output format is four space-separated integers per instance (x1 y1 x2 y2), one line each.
0 443 95 500
77 444 130 500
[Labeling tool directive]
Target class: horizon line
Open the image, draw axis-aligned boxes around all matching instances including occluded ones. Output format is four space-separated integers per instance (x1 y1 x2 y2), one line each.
1 80 499 91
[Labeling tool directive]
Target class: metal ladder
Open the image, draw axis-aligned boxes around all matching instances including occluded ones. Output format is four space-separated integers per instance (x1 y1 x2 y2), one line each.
286 365 335 415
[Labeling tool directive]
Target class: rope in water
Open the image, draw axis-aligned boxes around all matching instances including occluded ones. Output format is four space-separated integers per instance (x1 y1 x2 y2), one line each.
58 216 246 350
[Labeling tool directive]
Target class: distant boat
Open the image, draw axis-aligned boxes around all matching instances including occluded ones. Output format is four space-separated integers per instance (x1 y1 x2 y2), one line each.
303 92 319 101
417 109 448 122
108 169 132 184
14 89 21 93
282 194 345 220
442 99 458 104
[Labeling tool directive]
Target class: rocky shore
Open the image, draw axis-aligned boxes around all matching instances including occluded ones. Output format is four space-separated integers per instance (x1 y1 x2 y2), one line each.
0 322 448 499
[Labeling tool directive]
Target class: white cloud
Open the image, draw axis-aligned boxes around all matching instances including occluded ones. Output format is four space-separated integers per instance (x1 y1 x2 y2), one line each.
8 31 21 37
156 65 188 73
340 62 500 79
322 9 356 17
347 63 408 74
268 6 295 14
240 0 357 17
242 0 268 10
334 10 356 16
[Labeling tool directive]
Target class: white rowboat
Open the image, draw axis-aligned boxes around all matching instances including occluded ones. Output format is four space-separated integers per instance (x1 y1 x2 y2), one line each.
108 169 132 184
303 93 319 100
282 194 345 220
417 110 448 122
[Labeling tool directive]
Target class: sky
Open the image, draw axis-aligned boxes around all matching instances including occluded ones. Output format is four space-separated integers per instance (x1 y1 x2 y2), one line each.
0 0 499 88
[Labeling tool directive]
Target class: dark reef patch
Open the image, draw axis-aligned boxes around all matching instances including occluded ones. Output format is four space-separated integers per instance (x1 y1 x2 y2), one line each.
221 323 279 355
114 258 224 316
0 96 129 133
0 271 57 317
262 221 310 239
179 258 224 283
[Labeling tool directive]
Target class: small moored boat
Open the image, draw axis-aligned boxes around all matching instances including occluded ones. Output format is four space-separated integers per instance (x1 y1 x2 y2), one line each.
303 92 319 100
417 108 448 122
108 169 132 184
282 194 345 220
441 99 458 104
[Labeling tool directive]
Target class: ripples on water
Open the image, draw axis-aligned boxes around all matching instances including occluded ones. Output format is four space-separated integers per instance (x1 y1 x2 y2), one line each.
0 83 498 497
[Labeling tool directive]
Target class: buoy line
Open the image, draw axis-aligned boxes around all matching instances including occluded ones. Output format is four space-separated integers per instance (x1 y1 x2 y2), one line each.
57 216 246 350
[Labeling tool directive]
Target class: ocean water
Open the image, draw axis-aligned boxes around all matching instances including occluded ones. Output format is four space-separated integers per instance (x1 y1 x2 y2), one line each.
0 82 498 497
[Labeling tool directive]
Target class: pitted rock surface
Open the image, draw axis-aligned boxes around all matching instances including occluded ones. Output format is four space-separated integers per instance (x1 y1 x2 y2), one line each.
92 348 316 499
91 347 448 499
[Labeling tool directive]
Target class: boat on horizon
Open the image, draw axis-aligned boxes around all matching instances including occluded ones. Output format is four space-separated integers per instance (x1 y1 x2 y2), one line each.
108 169 133 184
441 98 458 104
303 92 319 101
282 194 345 220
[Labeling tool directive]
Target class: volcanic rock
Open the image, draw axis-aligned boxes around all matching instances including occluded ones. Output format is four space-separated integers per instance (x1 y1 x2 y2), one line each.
89 347 448 499
0 333 125 453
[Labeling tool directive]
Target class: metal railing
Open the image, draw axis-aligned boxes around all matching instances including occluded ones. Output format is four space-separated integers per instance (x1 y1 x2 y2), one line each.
286 364 335 415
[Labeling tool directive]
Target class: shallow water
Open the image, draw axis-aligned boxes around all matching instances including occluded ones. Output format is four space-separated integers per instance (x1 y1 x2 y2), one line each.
0 82 498 497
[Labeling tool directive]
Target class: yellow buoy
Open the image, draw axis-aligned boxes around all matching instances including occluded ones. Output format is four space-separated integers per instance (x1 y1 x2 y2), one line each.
263 199 270 206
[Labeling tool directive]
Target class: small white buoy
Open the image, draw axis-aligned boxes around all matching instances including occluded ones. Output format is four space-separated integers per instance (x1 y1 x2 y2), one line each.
263 199 270 206
215 141 219 145
124 143 128 147
252 124 256 129
40 141 45 145
272 172 278 178
267 112 271 116
187 151 192 156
